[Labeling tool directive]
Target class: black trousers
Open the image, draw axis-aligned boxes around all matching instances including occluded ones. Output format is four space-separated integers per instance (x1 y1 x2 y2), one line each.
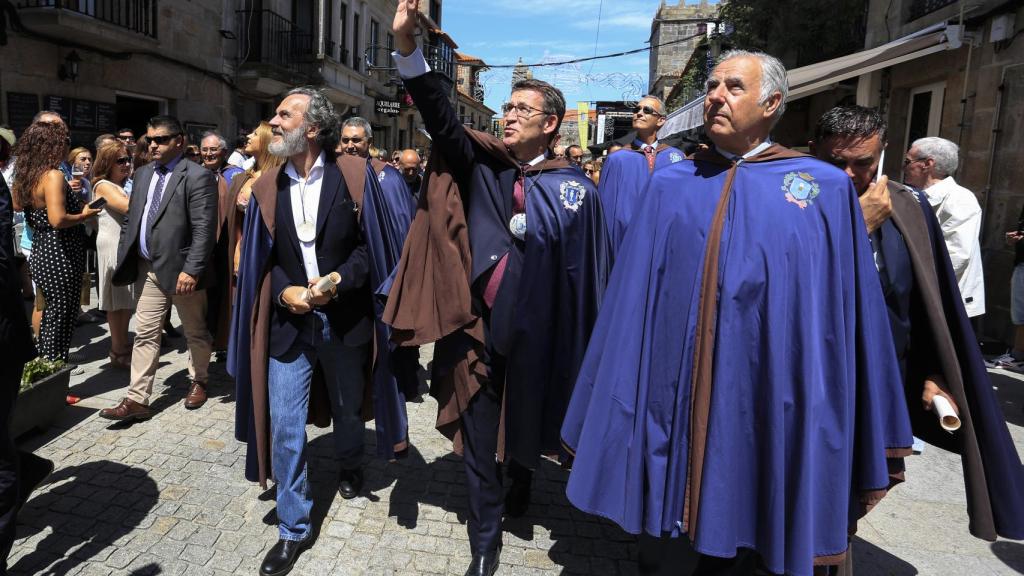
458 330 534 556
0 361 22 571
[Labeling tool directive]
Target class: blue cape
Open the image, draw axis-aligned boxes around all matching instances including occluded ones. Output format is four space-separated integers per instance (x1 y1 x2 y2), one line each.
364 161 420 459
561 147 913 575
499 166 611 467
598 145 684 257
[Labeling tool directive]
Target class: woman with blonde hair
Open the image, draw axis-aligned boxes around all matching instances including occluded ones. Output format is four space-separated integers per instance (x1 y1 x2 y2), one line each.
91 141 136 367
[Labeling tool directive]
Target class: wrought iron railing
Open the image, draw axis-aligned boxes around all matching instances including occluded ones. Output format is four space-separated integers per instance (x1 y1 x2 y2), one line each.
16 0 158 38
908 0 957 21
235 9 315 76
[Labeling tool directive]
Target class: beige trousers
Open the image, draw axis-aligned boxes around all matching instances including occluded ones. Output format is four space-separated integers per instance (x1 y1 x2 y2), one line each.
127 262 212 405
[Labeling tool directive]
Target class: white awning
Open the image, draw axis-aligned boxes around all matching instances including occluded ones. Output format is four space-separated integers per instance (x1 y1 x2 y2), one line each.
659 23 955 139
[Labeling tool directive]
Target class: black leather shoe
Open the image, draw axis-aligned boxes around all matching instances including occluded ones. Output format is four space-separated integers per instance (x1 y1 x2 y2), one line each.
338 468 363 500
464 549 501 576
504 478 532 518
259 536 312 576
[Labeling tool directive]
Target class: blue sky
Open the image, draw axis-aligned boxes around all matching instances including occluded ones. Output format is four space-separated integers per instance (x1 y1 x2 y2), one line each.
442 0 719 115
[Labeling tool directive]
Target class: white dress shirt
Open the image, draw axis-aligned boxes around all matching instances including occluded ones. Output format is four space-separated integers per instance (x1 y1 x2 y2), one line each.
923 176 985 316
285 152 326 282
393 47 431 79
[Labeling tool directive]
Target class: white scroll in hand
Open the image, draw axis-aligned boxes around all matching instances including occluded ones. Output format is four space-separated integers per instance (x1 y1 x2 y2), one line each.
303 272 342 302
932 395 961 432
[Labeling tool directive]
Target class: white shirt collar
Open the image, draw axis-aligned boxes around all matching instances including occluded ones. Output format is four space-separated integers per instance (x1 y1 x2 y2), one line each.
284 151 326 183
715 139 773 162
524 153 546 167
922 176 956 207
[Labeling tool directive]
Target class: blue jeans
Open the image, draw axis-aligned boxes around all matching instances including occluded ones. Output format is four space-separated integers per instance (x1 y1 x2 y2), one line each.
268 312 369 541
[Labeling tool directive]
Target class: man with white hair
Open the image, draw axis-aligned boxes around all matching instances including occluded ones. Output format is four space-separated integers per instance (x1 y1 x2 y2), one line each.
903 136 984 317
561 50 912 575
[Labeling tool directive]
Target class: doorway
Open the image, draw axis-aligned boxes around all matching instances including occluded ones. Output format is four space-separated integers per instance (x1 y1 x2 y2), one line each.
115 94 162 139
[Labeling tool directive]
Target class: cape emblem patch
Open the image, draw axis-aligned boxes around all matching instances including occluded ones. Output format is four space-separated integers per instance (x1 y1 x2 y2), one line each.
378 170 387 183
782 172 820 209
560 180 587 212
670 152 683 163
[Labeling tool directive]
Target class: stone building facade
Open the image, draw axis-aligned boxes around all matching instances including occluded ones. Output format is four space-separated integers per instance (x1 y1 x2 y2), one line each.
856 0 1024 342
1 1 236 147
648 0 718 101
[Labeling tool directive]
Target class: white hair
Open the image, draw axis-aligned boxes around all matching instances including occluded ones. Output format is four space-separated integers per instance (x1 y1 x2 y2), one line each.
200 130 227 150
716 49 789 121
911 136 959 178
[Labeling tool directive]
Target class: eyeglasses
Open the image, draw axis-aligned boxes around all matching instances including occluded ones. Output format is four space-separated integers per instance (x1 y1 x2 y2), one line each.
501 102 546 119
115 156 132 165
341 137 364 144
902 156 926 167
633 105 663 117
149 133 180 145
200 147 223 154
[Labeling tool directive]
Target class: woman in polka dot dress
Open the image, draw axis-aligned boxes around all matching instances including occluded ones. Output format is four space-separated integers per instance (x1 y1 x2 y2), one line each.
11 122 100 362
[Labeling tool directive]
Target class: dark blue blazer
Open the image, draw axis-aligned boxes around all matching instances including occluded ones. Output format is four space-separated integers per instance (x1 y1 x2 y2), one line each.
0 177 35 365
269 161 372 358
402 71 522 299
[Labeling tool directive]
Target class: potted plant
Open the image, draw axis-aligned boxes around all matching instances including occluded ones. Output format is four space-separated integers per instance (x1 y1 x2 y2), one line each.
12 358 71 438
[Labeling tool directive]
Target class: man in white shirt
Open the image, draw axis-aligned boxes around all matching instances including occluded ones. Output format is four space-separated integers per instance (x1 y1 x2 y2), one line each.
904 136 985 317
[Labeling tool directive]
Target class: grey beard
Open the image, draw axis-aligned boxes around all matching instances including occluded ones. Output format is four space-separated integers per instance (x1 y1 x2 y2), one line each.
269 126 308 157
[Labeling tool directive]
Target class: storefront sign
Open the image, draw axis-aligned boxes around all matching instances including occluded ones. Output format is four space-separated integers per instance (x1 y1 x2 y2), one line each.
376 99 401 116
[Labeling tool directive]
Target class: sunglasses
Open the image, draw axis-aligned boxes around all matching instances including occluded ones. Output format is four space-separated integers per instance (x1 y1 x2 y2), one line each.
149 133 180 145
341 137 364 144
185 151 199 157
633 105 663 117
115 156 132 165
117 135 134 141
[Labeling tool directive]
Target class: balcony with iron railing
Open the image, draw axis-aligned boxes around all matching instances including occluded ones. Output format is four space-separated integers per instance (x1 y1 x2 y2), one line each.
15 0 158 49
907 0 957 21
236 9 317 83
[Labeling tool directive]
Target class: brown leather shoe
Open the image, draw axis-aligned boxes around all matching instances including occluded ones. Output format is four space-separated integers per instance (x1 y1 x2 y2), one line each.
98 398 152 421
184 380 208 410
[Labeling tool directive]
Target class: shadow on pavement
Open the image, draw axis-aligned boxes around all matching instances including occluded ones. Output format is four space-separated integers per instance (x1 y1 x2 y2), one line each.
991 540 1024 574
9 461 159 576
990 372 1024 428
849 537 918 575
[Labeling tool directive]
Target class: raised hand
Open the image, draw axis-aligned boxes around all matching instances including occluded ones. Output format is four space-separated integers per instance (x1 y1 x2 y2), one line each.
859 175 891 233
393 0 419 56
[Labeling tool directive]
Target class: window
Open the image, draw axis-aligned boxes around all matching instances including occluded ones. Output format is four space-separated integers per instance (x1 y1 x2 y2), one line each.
340 3 348 65
325 1 333 58
387 32 394 53
353 13 361 72
370 19 379 65
430 0 441 25
904 82 945 151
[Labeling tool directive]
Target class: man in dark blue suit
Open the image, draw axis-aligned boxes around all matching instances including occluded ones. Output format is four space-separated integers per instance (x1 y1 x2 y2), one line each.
388 3 610 575
256 87 372 576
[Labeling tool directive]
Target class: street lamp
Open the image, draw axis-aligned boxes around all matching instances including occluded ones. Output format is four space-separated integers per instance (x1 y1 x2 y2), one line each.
59 50 81 82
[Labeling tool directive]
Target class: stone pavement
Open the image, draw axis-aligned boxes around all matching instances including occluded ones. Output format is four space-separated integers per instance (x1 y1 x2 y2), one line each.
8 311 1024 575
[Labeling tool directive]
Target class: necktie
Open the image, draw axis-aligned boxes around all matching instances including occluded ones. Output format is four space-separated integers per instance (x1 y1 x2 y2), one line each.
644 145 656 172
483 165 527 308
145 165 169 234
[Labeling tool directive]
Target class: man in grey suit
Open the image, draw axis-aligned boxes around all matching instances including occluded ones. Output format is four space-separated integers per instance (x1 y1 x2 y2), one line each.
100 115 218 421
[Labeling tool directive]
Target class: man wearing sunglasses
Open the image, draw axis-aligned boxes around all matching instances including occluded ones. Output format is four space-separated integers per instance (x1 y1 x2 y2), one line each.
104 115 217 421
389 3 610 575
597 95 685 256
903 137 985 319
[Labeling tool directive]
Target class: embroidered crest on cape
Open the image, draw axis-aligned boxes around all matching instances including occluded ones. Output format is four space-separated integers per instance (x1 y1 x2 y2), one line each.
378 170 387 183
782 172 820 209
560 180 587 212
670 152 683 163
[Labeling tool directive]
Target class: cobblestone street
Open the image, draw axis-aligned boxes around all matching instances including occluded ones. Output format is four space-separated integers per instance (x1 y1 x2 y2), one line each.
9 312 1024 575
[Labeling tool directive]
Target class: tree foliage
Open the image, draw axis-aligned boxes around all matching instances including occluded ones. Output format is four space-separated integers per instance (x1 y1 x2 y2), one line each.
718 0 869 68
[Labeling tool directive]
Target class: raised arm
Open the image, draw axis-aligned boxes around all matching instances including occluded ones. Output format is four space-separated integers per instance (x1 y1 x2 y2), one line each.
393 0 477 179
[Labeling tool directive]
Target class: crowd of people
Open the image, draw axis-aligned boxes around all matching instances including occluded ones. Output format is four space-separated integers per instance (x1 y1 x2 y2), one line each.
1 1 1023 575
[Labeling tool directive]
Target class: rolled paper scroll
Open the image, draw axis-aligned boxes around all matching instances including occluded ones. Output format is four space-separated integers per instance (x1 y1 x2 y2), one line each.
932 395 961 432
303 272 342 302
